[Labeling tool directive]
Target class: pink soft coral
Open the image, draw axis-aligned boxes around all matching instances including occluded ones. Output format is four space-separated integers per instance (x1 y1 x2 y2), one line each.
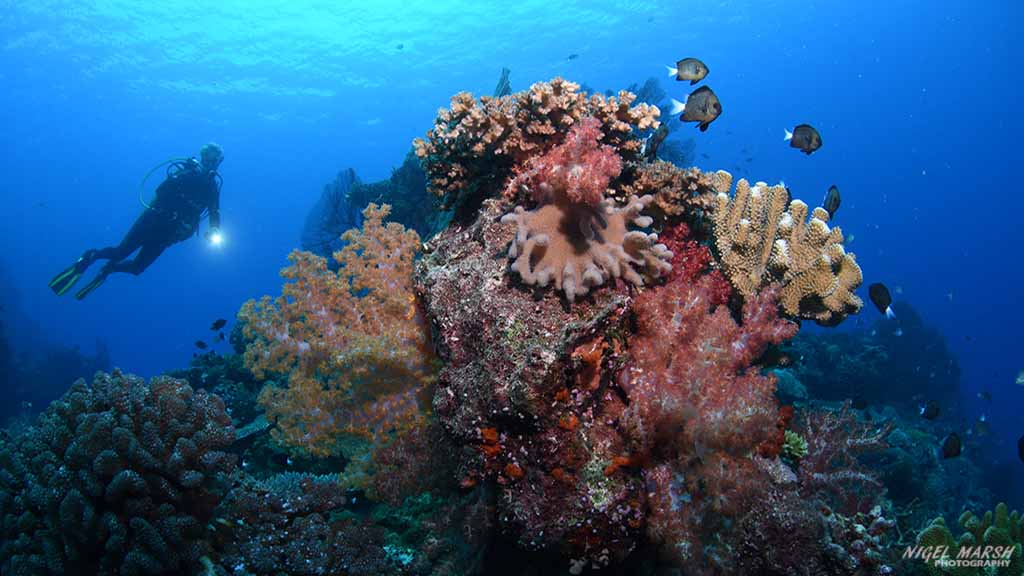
507 117 622 206
617 227 799 567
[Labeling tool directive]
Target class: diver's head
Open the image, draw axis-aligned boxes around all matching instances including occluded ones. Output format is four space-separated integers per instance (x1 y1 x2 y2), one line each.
199 142 224 172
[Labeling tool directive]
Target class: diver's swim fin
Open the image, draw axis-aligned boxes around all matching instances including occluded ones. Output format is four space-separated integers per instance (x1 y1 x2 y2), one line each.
74 272 108 301
49 252 95 296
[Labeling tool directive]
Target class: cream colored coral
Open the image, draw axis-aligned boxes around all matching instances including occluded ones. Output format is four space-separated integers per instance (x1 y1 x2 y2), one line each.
501 195 672 303
713 178 863 325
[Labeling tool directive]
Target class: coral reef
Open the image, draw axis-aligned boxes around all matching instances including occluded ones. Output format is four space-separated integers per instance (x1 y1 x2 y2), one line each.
782 429 809 462
416 196 643 565
625 76 696 167
0 371 236 575
239 204 434 458
734 489 896 575
168 350 261 426
915 503 1022 575
713 178 863 325
500 117 672 301
413 77 659 214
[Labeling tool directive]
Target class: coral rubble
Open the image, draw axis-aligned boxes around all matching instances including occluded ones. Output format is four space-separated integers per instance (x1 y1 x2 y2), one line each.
713 178 863 325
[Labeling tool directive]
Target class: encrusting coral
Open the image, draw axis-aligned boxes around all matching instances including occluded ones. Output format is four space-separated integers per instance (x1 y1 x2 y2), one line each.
238 204 434 458
712 177 864 325
0 371 236 576
499 117 672 302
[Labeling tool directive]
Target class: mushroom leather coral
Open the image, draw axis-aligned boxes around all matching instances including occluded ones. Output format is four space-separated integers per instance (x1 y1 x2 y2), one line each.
500 118 672 302
713 177 863 325
238 204 433 457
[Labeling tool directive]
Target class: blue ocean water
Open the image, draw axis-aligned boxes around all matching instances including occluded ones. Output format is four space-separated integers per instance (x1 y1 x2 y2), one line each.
0 0 1021 563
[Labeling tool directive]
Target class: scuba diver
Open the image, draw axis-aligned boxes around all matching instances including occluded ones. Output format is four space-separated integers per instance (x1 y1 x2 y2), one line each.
49 143 224 300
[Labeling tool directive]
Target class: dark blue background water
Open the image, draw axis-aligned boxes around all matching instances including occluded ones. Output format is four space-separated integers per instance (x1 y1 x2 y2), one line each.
1 2 1020 494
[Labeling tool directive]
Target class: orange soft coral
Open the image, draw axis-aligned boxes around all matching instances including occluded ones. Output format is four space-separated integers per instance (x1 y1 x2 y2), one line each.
238 204 433 457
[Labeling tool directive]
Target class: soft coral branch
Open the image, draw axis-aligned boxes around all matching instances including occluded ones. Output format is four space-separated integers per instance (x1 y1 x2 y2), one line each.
506 116 622 207
239 204 434 457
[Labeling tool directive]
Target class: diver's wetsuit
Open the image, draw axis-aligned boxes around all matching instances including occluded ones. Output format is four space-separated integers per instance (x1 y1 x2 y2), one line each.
94 160 221 275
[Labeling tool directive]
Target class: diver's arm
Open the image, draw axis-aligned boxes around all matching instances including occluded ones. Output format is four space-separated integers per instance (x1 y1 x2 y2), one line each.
207 180 221 230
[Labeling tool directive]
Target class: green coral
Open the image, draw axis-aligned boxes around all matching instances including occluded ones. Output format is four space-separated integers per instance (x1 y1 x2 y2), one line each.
914 503 1023 575
781 430 808 461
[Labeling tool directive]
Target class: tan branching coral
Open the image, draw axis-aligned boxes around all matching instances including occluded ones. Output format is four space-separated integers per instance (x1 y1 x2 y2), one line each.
414 77 660 209
616 161 729 225
502 194 672 302
712 177 863 325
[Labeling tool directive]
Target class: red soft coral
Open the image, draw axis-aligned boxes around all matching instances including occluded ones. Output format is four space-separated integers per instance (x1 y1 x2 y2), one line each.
618 229 799 567
507 116 622 207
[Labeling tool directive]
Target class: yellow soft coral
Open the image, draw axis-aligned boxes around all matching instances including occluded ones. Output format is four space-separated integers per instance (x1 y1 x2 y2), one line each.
712 177 863 325
238 204 433 457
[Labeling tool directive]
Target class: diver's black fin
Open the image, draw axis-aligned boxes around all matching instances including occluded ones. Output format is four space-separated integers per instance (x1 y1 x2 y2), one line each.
699 123 709 132
74 272 108 301
49 254 94 296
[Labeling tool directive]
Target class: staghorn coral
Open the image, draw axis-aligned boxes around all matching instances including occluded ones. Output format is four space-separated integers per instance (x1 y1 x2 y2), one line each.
238 204 434 457
914 503 1023 576
0 371 236 576
413 77 659 212
500 118 672 302
713 177 863 325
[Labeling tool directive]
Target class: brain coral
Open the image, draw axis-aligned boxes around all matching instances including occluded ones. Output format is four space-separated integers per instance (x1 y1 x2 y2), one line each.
0 371 236 576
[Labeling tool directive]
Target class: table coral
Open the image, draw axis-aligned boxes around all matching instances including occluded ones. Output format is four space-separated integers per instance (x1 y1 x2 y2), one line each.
712 177 864 325
413 77 659 212
500 117 672 302
238 203 434 458
0 371 236 576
